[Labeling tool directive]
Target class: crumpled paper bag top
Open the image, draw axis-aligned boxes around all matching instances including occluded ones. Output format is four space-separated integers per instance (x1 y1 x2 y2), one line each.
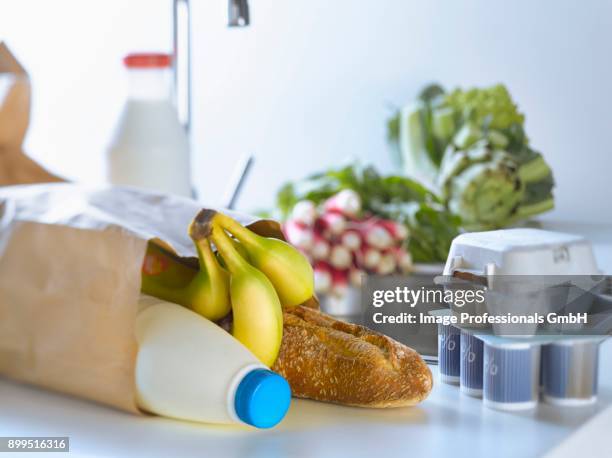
0 183 259 256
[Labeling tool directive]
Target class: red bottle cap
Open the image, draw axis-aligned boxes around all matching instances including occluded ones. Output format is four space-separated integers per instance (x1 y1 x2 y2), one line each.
123 53 172 68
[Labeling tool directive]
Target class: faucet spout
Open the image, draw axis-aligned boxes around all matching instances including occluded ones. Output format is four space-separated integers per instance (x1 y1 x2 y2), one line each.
228 0 250 27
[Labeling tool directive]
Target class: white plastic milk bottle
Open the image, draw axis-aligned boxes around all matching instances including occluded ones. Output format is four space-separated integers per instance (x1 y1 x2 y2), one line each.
135 295 291 428
106 53 192 197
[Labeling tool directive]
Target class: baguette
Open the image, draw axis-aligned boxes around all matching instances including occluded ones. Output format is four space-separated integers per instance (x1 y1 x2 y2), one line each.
272 305 433 408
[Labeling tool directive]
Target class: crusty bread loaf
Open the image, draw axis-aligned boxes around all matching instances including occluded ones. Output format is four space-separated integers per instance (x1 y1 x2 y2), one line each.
272 306 433 408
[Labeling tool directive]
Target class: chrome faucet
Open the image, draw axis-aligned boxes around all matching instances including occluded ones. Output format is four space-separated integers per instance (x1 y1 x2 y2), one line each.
172 0 250 132
228 0 250 27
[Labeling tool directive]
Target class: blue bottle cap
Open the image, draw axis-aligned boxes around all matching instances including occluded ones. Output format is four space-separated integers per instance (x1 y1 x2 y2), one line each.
234 369 291 429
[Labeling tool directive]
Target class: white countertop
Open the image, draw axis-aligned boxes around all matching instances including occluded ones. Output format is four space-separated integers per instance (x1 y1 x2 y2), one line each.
2 221 611 458
2 342 612 458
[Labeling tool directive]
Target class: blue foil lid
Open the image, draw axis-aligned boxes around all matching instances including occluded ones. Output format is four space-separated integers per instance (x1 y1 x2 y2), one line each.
234 369 291 428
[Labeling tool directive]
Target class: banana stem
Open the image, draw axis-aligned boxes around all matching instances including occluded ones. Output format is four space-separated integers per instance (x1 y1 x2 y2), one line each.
209 225 247 274
212 212 258 249
194 237 217 278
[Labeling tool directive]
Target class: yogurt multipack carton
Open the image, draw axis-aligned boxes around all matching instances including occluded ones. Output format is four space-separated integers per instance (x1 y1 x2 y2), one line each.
436 229 609 411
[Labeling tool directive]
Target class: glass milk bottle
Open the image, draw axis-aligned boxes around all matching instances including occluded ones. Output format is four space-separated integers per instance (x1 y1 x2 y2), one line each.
106 53 192 197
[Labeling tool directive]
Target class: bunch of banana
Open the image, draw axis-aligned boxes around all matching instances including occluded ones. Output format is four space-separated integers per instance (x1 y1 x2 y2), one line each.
141 239 230 321
141 209 314 367
201 210 314 307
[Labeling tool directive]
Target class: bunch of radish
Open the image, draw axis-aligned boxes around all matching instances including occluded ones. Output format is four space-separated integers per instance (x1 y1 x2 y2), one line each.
282 190 413 298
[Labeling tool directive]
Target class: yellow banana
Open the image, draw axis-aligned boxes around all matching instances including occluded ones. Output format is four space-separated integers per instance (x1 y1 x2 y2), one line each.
216 237 249 269
207 211 314 307
141 239 231 321
190 212 283 367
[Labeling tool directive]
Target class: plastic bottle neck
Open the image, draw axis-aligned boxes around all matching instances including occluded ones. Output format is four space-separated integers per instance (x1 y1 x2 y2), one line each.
127 68 172 101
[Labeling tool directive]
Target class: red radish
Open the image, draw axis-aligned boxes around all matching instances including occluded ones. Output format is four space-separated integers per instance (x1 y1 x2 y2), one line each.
358 245 382 270
329 244 352 270
315 212 346 236
330 269 349 298
283 220 314 250
393 247 413 273
324 189 361 217
291 200 317 226
314 262 333 294
377 219 409 241
349 268 364 287
311 233 330 260
362 224 393 250
340 229 362 251
377 252 397 275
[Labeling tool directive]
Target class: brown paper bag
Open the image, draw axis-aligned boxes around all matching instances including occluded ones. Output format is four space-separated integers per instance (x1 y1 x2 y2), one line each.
0 42 62 185
0 183 312 413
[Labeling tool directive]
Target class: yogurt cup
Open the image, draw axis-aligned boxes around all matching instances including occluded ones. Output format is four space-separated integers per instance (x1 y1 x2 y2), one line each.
460 330 484 397
483 341 540 411
438 324 461 384
541 340 600 406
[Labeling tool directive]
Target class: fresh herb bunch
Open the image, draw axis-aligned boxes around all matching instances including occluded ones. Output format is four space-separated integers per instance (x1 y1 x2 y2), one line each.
388 83 554 230
277 163 461 263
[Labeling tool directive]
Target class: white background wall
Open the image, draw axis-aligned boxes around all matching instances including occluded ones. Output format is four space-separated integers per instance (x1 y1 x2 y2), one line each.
2 0 611 223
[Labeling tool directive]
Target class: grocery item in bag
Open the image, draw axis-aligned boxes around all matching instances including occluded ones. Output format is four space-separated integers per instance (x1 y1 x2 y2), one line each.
135 296 291 428
0 184 242 414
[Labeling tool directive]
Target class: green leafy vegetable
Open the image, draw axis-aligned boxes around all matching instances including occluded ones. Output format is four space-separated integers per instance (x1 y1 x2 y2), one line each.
388 83 555 230
445 84 525 131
